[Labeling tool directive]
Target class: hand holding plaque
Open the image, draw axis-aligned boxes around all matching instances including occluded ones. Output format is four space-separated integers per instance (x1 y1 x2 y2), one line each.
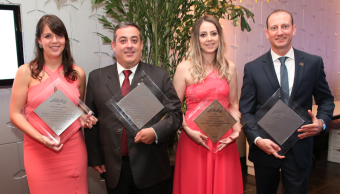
217 130 240 152
106 71 173 136
23 78 94 145
186 89 241 151
40 135 63 151
79 110 97 129
242 89 312 155
297 110 323 139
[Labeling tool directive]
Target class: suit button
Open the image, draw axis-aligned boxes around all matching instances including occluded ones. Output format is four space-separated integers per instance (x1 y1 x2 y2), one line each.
118 147 121 151
118 129 121 133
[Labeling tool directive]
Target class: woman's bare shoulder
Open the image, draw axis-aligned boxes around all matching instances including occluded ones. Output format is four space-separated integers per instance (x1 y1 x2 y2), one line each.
73 65 86 78
73 65 85 74
13 63 32 87
17 63 32 77
227 60 236 71
176 60 192 72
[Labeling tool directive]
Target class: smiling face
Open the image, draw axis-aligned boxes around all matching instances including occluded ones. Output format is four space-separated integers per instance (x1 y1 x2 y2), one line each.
198 21 219 55
111 26 143 69
37 24 65 60
265 11 296 56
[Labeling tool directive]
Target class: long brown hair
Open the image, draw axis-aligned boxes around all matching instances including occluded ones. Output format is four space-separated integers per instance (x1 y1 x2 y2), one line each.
30 15 77 82
188 15 230 84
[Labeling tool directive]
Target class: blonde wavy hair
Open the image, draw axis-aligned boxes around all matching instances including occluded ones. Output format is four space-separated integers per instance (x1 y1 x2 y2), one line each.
188 15 230 84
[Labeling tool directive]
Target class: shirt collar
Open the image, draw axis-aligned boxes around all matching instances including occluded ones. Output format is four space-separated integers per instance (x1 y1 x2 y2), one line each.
117 62 139 75
271 47 295 62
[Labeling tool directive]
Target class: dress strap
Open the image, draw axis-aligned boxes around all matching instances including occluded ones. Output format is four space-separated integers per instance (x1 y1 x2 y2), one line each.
43 65 63 81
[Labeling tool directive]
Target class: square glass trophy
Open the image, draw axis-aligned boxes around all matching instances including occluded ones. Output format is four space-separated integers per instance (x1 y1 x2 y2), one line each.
23 78 93 145
187 88 239 145
106 70 173 136
243 89 312 155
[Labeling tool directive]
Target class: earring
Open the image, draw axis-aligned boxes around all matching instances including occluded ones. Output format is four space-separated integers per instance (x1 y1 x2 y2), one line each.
39 44 43 49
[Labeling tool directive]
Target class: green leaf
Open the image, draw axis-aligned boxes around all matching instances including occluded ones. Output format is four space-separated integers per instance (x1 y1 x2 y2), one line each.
127 11 133 21
240 15 251 32
96 33 112 43
230 13 240 20
156 0 166 15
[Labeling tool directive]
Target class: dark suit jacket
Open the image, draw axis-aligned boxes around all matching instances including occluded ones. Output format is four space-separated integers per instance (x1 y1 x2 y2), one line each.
84 61 182 189
239 49 334 169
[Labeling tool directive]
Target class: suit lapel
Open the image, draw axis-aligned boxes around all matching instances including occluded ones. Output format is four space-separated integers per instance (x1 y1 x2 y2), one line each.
106 63 123 101
130 61 147 90
106 61 147 101
262 50 280 91
290 49 305 102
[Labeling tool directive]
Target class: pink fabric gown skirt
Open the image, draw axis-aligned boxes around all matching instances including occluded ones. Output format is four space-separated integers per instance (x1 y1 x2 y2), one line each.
173 71 243 194
24 65 88 194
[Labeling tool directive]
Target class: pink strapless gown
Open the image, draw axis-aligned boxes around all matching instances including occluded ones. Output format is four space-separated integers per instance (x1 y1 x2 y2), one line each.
173 71 243 194
24 65 88 194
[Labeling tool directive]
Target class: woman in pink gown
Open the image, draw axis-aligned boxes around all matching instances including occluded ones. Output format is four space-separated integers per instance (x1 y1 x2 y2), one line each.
173 15 243 194
9 15 95 194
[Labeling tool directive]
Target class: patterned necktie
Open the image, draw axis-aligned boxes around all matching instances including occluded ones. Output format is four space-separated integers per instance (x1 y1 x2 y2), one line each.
121 70 132 156
279 57 289 104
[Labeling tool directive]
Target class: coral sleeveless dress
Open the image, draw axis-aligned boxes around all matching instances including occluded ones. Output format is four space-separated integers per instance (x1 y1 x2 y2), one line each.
24 65 88 194
173 71 243 194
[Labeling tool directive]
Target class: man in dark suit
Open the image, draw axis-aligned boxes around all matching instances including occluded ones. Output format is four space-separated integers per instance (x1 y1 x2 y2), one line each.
84 21 182 194
239 10 334 194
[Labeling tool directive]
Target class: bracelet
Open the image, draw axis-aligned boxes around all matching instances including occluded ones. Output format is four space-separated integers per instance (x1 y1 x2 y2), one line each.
235 119 240 122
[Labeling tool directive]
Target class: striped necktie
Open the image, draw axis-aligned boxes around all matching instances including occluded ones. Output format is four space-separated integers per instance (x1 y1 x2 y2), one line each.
279 57 289 104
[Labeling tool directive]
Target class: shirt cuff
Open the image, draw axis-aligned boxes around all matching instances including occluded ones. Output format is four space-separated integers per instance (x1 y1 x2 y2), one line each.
151 127 158 144
254 137 261 145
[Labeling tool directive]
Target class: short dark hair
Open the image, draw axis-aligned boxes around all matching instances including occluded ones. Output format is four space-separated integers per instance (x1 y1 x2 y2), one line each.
113 21 143 44
266 9 294 29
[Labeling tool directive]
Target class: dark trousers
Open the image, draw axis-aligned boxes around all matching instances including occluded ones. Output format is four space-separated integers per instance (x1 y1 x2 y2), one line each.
254 150 311 194
105 156 166 194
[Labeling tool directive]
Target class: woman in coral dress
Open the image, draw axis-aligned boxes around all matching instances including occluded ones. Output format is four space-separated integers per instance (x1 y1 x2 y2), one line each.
9 15 96 194
173 15 243 194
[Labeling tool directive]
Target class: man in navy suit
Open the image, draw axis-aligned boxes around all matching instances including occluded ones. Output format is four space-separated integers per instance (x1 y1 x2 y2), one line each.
239 10 334 194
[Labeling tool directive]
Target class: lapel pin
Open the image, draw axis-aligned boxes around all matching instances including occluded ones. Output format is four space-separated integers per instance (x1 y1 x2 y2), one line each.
299 62 304 66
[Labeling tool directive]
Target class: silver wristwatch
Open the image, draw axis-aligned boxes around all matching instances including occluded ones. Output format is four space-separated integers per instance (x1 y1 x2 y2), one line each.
318 119 326 132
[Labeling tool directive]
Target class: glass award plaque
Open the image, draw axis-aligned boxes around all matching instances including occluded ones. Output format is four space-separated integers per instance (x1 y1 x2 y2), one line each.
116 82 165 129
243 89 312 155
106 71 173 136
187 88 239 144
34 89 83 136
194 99 236 143
23 78 93 145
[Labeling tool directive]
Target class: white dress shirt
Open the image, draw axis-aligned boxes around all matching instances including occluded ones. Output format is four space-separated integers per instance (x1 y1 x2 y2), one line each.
117 62 158 143
254 47 295 145
271 47 295 96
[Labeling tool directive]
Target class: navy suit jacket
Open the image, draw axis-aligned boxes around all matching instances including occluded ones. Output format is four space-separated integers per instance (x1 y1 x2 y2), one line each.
239 48 334 168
